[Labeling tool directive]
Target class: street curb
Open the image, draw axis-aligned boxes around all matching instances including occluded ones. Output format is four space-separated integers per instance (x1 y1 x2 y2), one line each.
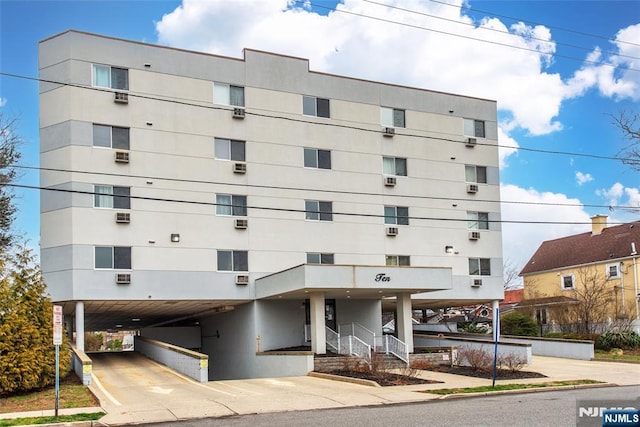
308 371 382 387
434 382 618 399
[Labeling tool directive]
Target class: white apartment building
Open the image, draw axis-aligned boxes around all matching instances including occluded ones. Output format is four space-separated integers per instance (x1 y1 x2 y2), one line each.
39 30 503 380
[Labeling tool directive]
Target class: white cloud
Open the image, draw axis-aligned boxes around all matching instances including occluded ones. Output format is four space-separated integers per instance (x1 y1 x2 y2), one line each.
497 125 519 168
596 182 625 206
575 171 594 185
500 184 591 273
155 0 585 136
596 183 640 219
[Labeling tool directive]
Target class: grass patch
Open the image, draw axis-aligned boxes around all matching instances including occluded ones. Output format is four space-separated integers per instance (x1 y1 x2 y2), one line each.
0 412 104 426
422 379 604 395
0 376 99 414
594 350 640 363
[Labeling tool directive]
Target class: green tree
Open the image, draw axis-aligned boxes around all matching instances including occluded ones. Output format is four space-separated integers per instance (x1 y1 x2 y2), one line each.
500 312 538 336
0 245 71 395
0 113 23 251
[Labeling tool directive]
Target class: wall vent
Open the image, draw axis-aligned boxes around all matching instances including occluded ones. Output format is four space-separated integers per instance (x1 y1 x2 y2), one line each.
386 227 399 236
234 218 248 229
115 212 130 223
384 176 397 186
466 184 478 194
116 273 131 284
471 278 483 287
233 162 247 174
114 92 129 104
383 127 395 137
466 137 477 148
114 151 130 163
235 275 249 285
468 231 481 240
233 108 245 119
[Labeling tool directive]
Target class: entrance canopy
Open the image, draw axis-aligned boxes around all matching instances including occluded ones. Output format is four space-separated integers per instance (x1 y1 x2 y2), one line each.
256 264 452 300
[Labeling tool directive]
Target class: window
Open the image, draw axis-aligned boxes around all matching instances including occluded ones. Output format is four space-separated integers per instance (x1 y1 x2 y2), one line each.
217 250 248 272
95 246 131 269
304 148 331 169
216 194 247 216
607 263 620 279
465 165 487 184
384 206 409 225
381 107 405 128
464 118 485 138
92 64 128 90
561 274 575 290
213 82 244 107
215 138 245 161
305 200 333 221
469 258 491 276
535 308 548 325
303 96 330 118
467 211 489 230
94 185 130 209
307 253 335 264
386 255 410 266
383 157 407 176
93 124 130 150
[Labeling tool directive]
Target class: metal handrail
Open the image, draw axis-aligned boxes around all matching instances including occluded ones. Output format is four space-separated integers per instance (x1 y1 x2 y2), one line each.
339 335 371 366
385 334 409 365
326 326 339 353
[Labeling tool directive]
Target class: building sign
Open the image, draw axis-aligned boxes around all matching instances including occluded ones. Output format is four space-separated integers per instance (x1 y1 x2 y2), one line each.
375 273 390 282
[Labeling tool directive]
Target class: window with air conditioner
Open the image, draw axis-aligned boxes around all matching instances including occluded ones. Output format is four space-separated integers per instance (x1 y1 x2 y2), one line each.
561 274 575 290
469 258 491 276
464 118 485 138
384 206 409 225
94 185 130 209
217 250 248 272
381 107 405 128
305 200 333 221
213 82 244 107
382 157 407 176
216 194 247 216
302 96 330 118
95 246 131 269
465 165 488 184
606 263 620 279
467 211 489 230
386 255 410 266
304 148 331 169
93 124 130 150
307 253 335 264
215 138 245 161
92 64 129 90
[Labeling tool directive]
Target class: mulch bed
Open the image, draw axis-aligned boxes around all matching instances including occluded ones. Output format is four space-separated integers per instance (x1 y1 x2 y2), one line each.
327 370 443 386
428 365 547 380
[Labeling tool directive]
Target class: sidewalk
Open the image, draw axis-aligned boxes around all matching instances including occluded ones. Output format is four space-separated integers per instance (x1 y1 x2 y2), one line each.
2 356 638 426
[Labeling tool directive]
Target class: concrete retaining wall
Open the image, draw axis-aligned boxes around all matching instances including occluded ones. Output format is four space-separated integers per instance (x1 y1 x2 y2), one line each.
71 346 92 385
501 335 594 360
255 352 315 377
135 336 208 382
414 334 532 365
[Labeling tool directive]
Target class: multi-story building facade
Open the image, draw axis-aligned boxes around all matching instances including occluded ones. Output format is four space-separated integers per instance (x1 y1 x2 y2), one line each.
39 30 503 380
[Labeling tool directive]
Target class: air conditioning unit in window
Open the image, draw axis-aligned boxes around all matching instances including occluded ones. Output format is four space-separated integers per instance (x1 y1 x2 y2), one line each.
234 218 248 229
115 212 131 223
466 184 478 194
384 176 397 187
383 127 395 137
233 162 247 174
114 151 130 163
235 274 249 285
386 227 399 236
116 273 131 284
114 92 129 104
232 108 245 119
471 278 483 287
466 137 477 148
468 231 481 240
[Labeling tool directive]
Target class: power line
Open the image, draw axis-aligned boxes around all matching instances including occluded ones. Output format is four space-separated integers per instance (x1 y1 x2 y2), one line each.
297 1 639 72
6 182 635 226
0 71 629 163
9 163 639 212
361 0 639 62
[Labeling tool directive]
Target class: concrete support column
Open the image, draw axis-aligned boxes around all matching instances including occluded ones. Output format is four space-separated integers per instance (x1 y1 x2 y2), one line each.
396 293 414 353
492 299 500 342
309 292 326 354
75 301 85 351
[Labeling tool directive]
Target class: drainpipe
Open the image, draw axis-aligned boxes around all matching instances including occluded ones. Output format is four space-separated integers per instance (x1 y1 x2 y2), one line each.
632 242 639 320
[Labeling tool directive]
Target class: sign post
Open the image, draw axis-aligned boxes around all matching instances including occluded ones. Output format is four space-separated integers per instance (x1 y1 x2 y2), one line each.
53 305 63 417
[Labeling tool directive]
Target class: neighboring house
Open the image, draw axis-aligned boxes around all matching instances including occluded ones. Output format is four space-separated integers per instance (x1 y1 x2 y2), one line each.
520 215 640 333
39 30 504 380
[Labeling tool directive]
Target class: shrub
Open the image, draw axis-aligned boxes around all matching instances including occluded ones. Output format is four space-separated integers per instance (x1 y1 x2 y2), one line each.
460 322 491 334
500 313 538 336
497 353 527 372
455 346 493 372
599 331 640 350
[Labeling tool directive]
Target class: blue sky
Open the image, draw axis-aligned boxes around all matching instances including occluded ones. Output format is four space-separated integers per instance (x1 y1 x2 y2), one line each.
1 0 639 273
